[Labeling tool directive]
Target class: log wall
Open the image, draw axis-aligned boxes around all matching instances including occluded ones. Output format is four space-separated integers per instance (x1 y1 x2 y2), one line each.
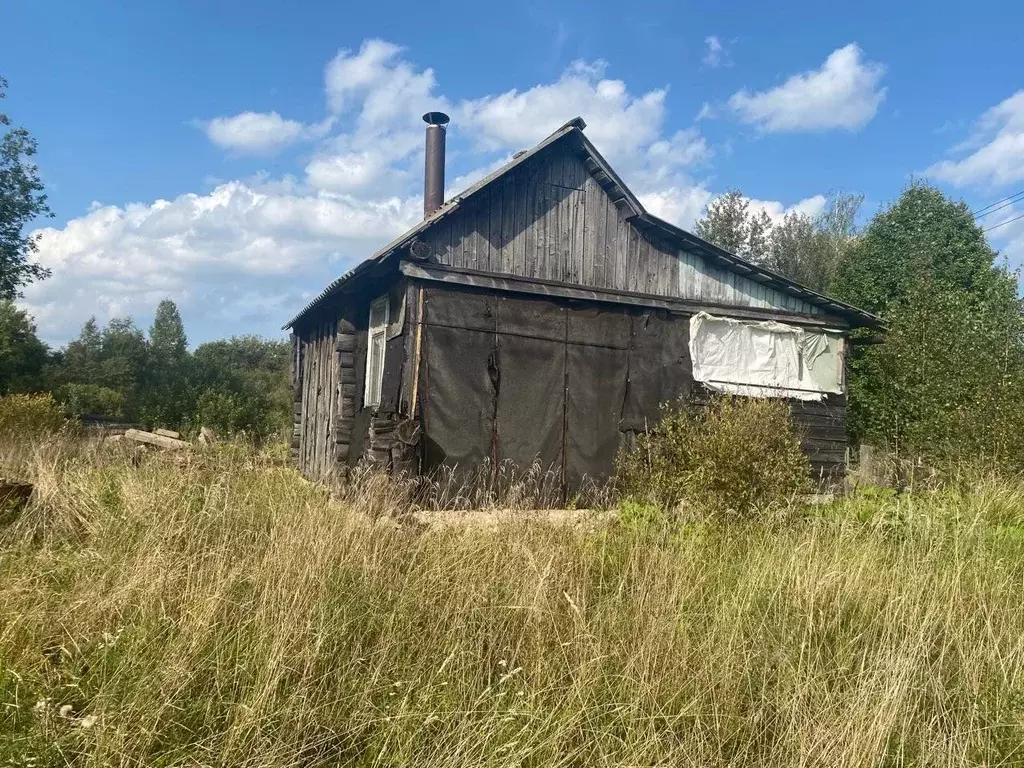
291 316 358 481
291 280 410 480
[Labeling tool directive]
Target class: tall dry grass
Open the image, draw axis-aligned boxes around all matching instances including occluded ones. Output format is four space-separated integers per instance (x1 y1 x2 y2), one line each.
1 438 1024 766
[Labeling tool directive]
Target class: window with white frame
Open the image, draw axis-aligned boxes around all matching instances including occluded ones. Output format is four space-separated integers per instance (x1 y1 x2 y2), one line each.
364 296 389 408
688 312 844 402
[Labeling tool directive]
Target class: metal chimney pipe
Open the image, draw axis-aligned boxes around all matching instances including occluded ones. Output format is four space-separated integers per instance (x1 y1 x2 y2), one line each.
422 111 450 218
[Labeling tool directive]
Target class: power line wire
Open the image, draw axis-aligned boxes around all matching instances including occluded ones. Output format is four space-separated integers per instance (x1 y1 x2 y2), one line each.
982 212 1024 233
974 195 1024 220
972 190 1024 217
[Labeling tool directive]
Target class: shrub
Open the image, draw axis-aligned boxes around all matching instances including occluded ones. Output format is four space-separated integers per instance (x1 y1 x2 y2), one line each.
616 396 810 519
54 382 124 418
194 388 284 442
0 393 67 440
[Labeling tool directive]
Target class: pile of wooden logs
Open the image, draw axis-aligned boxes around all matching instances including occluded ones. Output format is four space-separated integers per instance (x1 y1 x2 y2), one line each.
108 427 217 451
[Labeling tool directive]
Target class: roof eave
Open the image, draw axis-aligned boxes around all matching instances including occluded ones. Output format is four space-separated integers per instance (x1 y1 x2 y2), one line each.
640 214 885 330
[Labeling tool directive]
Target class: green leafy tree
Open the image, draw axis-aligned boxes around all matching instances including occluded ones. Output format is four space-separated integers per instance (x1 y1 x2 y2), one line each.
768 193 862 292
0 77 51 298
54 382 124 418
144 299 190 425
58 317 103 386
96 318 148 417
832 182 1024 463
695 190 862 292
53 316 149 419
0 300 48 393
189 336 290 439
832 183 1001 316
695 189 773 263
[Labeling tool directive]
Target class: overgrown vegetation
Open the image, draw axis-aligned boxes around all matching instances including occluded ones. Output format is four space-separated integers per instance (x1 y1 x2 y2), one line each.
0 393 66 441
1 437 1023 765
615 396 809 518
831 182 1024 467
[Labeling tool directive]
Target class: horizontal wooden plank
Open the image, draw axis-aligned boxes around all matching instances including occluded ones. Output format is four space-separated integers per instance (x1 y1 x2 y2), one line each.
801 436 848 451
401 262 844 328
805 449 847 463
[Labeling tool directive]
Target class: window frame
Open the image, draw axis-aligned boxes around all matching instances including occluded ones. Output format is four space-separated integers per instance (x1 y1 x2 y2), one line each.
364 295 389 409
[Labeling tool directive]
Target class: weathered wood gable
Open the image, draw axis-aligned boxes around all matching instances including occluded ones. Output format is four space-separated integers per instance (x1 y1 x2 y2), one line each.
419 143 825 318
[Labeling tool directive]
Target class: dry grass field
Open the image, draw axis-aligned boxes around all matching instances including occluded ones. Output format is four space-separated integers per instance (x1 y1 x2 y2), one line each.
1 438 1023 766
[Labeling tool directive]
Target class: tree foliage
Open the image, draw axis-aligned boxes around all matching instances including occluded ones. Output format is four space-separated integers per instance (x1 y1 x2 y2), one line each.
694 190 774 264
143 299 189 425
0 299 47 394
694 190 862 293
0 76 51 298
832 182 1024 465
42 302 289 438
190 336 291 438
53 317 149 418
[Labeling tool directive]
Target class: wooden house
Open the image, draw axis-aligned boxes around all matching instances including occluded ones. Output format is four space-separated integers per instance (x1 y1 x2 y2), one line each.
284 114 882 489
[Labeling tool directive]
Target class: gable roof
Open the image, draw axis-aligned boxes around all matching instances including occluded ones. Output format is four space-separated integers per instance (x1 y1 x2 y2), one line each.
285 118 882 329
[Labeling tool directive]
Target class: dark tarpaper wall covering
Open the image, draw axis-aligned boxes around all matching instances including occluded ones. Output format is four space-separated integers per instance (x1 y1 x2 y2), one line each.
621 312 693 433
417 284 701 488
421 324 495 471
414 282 848 490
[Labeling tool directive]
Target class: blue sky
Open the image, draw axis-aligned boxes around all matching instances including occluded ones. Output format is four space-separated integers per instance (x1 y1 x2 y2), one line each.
6 0 1024 345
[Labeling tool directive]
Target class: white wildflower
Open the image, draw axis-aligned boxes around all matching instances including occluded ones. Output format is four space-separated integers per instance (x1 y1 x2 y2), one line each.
59 704 73 718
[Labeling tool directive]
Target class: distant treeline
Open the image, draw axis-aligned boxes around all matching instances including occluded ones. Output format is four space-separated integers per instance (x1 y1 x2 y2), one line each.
0 299 290 440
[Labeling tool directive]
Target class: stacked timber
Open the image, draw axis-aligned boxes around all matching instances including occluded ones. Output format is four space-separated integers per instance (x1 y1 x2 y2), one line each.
332 321 358 478
124 429 189 451
363 416 396 467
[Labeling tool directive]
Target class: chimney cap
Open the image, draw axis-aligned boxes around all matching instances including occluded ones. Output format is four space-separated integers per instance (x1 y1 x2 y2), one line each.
422 111 450 126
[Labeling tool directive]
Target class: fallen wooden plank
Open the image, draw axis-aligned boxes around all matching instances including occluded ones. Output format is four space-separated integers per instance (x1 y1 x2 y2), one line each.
154 428 181 439
124 429 189 451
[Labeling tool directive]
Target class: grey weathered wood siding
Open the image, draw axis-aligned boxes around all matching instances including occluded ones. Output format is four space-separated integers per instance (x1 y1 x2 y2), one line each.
292 316 349 481
420 144 823 316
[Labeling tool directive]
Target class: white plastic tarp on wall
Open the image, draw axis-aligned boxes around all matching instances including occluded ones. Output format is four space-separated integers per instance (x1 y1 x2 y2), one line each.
689 312 844 402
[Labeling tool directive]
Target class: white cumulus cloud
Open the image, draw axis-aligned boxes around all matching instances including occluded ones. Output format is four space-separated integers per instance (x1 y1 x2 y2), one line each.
728 44 886 132
749 194 828 222
925 91 1024 188
201 111 334 154
459 60 667 159
640 186 714 228
21 183 419 343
